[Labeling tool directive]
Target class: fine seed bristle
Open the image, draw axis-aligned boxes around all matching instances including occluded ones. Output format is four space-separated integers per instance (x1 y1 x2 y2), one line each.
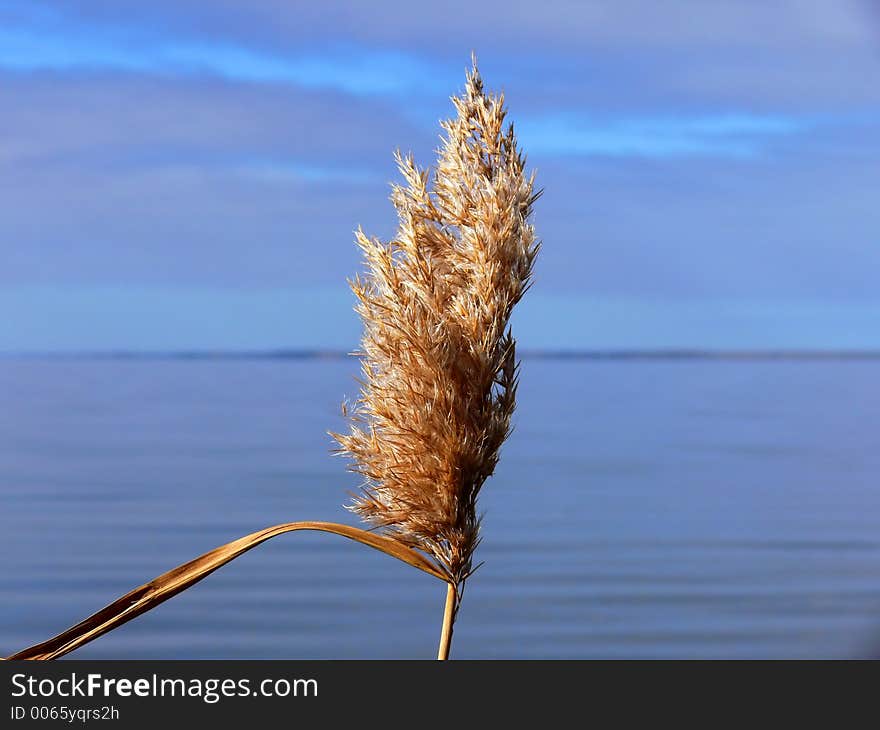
332 59 539 588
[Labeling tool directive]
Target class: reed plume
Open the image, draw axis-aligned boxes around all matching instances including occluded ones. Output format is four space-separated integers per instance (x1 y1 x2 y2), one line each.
334 59 540 656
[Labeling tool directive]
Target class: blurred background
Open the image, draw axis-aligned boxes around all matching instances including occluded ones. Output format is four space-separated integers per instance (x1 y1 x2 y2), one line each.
1 1 879 658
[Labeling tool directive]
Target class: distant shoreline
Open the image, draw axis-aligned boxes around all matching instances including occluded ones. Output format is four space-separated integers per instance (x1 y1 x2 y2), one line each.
3 349 880 361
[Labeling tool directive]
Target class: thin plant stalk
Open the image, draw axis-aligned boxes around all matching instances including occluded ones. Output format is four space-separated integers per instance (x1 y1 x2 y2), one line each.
437 582 457 660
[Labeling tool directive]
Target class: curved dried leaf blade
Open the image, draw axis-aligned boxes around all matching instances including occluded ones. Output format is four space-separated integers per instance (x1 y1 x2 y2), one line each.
6 521 444 660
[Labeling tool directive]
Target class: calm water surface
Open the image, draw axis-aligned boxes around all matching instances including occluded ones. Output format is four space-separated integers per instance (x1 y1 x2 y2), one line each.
1 358 879 658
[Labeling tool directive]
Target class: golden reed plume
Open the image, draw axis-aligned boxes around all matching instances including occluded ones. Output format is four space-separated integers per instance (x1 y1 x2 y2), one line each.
334 59 540 655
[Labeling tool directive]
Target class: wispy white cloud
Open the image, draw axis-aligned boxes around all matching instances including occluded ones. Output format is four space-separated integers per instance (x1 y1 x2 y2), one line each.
519 113 812 159
235 161 381 185
0 2 854 163
0 19 448 96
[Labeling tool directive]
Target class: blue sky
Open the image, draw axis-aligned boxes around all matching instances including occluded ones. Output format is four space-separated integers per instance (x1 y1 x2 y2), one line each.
1 0 879 351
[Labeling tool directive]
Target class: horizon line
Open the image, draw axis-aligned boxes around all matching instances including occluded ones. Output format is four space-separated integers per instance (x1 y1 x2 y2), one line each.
3 348 880 361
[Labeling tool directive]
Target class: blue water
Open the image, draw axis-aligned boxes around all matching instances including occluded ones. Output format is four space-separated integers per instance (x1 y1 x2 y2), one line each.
1 357 879 658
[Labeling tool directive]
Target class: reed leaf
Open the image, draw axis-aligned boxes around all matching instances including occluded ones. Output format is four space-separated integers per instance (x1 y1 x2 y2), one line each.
6 521 444 660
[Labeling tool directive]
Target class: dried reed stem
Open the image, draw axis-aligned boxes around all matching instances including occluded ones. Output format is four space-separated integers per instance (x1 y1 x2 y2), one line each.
6 59 537 663
437 582 457 660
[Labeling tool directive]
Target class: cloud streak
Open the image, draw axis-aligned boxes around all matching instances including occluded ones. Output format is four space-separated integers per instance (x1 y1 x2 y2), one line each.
0 16 449 96
519 112 811 159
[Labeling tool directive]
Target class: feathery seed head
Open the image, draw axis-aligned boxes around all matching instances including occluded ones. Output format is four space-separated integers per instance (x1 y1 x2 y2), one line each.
333 60 539 587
